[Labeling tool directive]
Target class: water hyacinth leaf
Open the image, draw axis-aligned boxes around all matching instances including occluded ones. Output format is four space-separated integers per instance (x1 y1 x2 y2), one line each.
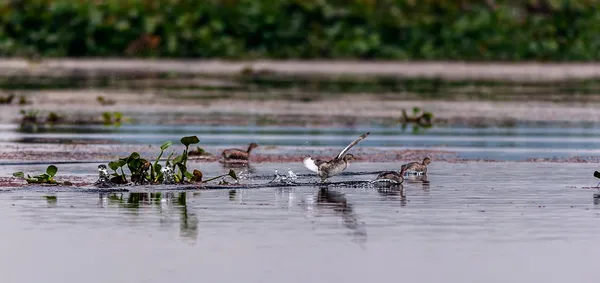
184 171 194 180
46 165 58 177
173 154 184 165
108 161 120 171
128 158 142 171
117 159 127 167
180 135 199 146
13 172 25 178
228 169 238 180
129 152 140 160
160 141 173 151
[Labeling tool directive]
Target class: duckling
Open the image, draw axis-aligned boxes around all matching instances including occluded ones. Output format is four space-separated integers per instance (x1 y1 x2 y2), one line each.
303 132 369 182
221 142 259 162
402 157 431 175
374 164 407 184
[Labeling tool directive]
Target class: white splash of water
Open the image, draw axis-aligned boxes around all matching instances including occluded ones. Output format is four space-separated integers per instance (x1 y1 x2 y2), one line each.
236 169 252 181
269 168 299 184
94 164 114 188
161 165 175 184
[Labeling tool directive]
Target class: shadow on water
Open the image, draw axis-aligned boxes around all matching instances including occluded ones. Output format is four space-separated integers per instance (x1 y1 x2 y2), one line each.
99 192 198 241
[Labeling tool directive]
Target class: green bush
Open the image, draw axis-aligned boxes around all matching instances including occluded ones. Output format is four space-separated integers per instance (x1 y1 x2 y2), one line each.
1 0 599 60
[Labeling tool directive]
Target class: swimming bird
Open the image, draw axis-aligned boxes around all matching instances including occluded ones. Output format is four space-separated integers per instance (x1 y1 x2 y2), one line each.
374 165 407 185
221 142 259 162
402 157 431 174
303 132 370 182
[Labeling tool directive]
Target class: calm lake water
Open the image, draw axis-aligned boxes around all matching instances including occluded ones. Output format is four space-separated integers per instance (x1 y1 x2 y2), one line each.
2 122 600 161
2 119 600 283
1 160 600 283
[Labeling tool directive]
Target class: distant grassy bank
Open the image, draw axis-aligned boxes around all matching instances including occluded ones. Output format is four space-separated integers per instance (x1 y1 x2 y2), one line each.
1 0 599 60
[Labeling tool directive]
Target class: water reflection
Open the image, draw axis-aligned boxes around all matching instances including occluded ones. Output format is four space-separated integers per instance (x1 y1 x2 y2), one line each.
315 187 367 245
98 192 198 242
376 185 407 206
405 174 431 193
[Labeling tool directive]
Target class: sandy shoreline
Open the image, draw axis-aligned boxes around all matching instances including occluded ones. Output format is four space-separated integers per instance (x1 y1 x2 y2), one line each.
2 58 600 126
5 58 600 82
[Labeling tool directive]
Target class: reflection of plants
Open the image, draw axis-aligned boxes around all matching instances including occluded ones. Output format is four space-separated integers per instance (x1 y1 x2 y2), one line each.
13 165 60 185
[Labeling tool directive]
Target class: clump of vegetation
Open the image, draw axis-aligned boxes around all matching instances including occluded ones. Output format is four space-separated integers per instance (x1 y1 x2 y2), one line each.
102 112 129 127
399 107 434 127
0 93 14 104
18 96 31 105
101 136 238 187
1 1 600 61
46 112 64 124
19 110 66 132
13 165 62 185
97 96 116 106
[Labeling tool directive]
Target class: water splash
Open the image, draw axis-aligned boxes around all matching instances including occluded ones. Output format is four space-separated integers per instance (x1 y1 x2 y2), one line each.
236 169 252 181
268 168 299 184
161 165 175 184
404 170 424 176
93 165 114 188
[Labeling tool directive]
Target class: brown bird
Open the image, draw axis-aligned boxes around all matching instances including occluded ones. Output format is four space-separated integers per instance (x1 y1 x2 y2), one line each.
303 132 370 182
375 164 408 184
402 157 431 174
221 142 259 162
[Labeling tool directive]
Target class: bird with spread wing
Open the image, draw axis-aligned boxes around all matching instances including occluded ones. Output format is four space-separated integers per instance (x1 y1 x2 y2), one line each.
303 132 370 183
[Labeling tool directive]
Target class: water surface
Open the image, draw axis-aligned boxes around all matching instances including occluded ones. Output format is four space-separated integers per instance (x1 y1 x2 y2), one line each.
1 162 599 283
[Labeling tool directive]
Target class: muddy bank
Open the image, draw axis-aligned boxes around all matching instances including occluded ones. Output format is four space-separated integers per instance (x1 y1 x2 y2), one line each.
2 90 600 127
6 59 600 82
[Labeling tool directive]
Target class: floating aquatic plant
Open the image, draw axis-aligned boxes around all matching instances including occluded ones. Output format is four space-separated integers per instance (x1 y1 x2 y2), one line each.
0 93 14 104
94 136 239 188
102 111 129 127
399 107 434 130
13 165 60 185
97 96 116 106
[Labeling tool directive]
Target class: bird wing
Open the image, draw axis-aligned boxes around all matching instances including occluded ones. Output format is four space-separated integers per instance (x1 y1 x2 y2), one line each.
303 156 320 173
336 132 370 159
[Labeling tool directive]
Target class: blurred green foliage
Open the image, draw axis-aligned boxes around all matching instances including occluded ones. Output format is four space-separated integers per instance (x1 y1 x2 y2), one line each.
1 0 599 60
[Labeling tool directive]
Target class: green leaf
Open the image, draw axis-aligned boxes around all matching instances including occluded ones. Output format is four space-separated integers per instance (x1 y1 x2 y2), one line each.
412 107 420 115
173 154 184 165
13 172 25 178
160 141 173 151
180 135 200 146
108 161 120 171
117 159 127 167
128 158 142 171
46 165 58 177
129 152 140 160
184 171 194 180
228 169 238 180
